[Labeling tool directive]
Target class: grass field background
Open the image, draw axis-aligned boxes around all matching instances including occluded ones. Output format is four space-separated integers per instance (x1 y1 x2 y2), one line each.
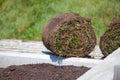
0 0 120 43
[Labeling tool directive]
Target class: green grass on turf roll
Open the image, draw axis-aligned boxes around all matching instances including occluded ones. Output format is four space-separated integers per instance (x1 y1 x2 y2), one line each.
100 18 120 57
42 13 96 57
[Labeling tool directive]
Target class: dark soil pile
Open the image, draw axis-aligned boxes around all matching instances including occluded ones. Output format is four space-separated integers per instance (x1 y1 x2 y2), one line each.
0 68 4 73
100 18 120 57
0 63 90 80
42 12 96 57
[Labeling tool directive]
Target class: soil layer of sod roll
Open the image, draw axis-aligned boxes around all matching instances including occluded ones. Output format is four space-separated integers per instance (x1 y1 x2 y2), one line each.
100 18 120 57
42 13 96 57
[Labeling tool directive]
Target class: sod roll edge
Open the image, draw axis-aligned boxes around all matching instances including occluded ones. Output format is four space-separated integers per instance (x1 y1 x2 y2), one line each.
42 13 96 57
100 18 120 57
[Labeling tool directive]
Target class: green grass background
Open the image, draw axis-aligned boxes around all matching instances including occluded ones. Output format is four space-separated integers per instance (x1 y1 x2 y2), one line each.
0 0 120 43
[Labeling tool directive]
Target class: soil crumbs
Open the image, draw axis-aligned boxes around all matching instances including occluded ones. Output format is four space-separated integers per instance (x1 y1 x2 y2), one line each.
0 63 90 80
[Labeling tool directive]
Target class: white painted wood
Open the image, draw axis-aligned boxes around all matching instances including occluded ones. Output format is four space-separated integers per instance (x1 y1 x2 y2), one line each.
77 48 120 80
0 39 48 53
0 50 102 68
0 39 102 68
0 39 103 58
113 65 120 80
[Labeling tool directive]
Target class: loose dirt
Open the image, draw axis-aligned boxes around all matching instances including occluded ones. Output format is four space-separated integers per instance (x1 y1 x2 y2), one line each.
0 63 90 80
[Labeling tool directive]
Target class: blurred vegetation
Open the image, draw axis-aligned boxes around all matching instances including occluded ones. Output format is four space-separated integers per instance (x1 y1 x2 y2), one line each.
0 0 120 43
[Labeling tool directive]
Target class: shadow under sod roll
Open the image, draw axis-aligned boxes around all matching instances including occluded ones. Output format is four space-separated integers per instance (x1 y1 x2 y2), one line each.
42 12 96 57
100 18 120 57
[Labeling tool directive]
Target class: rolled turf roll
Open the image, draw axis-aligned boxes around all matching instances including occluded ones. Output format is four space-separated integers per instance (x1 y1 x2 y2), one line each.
42 13 96 57
100 18 120 57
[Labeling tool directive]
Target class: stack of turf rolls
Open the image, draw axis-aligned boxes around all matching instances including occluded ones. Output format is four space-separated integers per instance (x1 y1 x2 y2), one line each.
100 18 120 57
42 13 96 57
